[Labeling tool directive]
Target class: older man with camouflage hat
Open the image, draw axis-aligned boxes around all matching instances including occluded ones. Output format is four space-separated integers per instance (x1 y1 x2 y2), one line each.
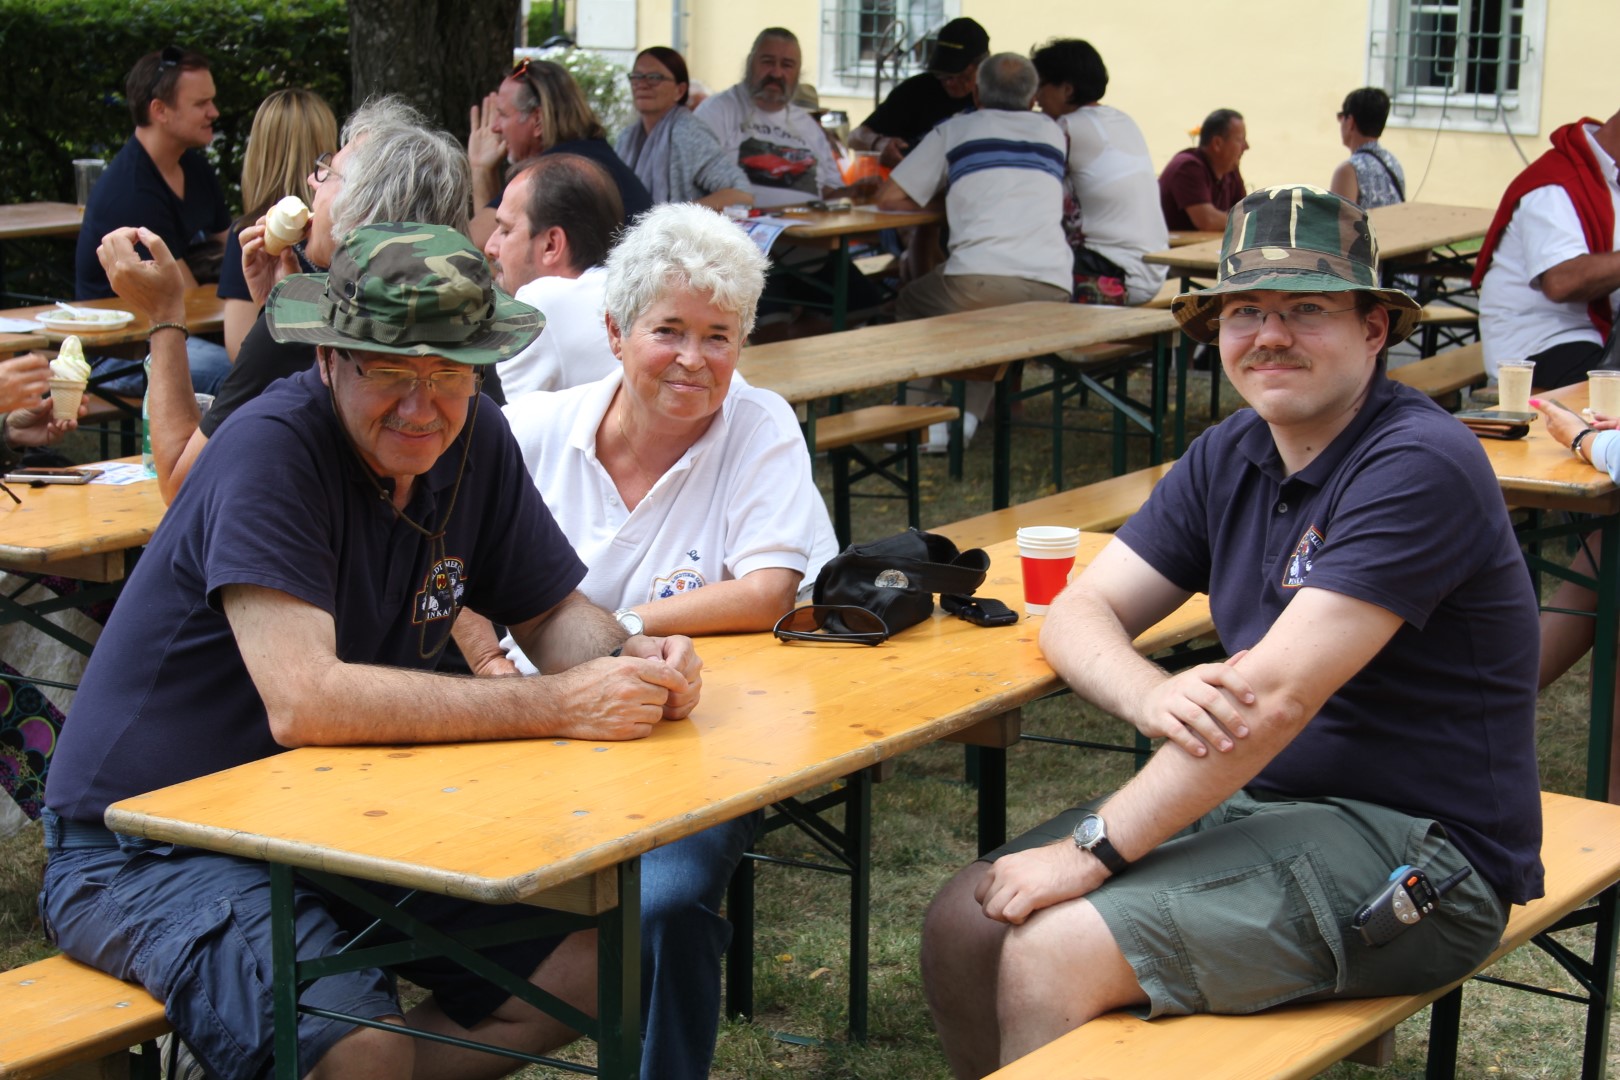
920 186 1544 1078
40 223 703 1080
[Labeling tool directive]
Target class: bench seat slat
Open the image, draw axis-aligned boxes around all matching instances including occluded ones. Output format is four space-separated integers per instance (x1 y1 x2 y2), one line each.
0 955 168 1079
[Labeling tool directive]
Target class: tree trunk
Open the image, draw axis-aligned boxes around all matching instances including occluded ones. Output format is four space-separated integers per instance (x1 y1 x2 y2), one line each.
347 0 520 145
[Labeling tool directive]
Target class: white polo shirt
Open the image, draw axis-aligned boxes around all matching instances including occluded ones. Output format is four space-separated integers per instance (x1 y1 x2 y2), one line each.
498 369 838 673
500 266 619 400
1479 123 1620 377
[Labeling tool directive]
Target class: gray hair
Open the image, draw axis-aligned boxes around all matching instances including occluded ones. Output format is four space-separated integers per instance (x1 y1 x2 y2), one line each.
328 96 472 242
603 204 769 336
743 26 800 85
976 52 1038 111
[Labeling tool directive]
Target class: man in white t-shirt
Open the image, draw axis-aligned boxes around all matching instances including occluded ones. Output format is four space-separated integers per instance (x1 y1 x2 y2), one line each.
1476 107 1620 387
876 52 1072 439
483 153 625 399
694 27 845 208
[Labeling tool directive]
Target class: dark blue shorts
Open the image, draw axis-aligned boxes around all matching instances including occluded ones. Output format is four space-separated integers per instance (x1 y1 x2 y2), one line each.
39 810 568 1080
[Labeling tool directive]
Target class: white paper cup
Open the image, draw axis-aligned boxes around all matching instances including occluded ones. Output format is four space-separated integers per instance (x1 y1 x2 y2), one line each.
1497 361 1535 414
1016 526 1080 615
1589 371 1620 418
48 378 84 422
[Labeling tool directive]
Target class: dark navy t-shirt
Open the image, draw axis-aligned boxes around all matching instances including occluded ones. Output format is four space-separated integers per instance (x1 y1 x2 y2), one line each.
75 135 231 300
1116 375 1545 904
859 73 973 151
47 367 584 821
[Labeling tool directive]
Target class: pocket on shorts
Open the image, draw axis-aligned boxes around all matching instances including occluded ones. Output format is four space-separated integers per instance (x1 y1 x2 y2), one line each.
1158 848 1346 1014
142 895 272 1078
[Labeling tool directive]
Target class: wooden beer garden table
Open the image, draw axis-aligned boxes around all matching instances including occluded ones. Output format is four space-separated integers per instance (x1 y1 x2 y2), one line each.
0 457 163 658
768 204 942 330
0 202 83 242
1477 381 1620 800
0 285 225 351
740 300 1185 507
104 534 1213 1077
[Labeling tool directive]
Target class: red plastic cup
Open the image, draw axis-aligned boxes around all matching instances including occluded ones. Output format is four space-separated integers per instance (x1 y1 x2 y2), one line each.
1017 526 1080 614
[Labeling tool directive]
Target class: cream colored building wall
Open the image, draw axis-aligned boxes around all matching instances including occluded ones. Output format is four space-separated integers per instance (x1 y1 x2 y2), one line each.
632 0 1612 212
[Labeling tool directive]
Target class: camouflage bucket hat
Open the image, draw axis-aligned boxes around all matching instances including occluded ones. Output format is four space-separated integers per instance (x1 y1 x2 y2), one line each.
265 222 543 365
1170 185 1420 346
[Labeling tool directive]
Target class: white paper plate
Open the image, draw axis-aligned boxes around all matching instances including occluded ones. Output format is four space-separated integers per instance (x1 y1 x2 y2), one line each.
38 309 136 332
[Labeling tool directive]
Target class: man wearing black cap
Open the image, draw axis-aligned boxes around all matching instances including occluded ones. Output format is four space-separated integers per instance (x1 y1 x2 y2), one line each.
849 17 989 169
920 187 1542 1076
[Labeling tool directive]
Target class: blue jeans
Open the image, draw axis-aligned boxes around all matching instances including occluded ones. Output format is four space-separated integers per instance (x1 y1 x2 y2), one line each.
640 811 761 1080
91 336 232 397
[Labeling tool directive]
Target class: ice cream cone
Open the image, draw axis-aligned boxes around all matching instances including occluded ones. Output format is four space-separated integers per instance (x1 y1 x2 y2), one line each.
49 378 85 422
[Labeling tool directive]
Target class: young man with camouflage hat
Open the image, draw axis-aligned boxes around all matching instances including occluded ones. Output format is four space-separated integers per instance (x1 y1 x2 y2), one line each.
920 186 1544 1077
40 223 703 1079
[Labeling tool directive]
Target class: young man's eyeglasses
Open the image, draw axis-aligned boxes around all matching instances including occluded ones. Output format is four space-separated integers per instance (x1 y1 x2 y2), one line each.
626 72 673 85
1213 303 1359 335
311 152 343 185
341 353 481 399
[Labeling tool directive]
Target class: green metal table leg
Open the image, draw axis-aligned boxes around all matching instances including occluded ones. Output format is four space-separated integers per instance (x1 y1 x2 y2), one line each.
847 770 872 1042
947 380 966 481
725 856 756 1019
993 369 1013 509
1173 330 1190 455
270 864 301 1079
597 857 643 1080
975 746 1007 857
1149 333 1168 465
1589 518 1620 801
832 238 850 332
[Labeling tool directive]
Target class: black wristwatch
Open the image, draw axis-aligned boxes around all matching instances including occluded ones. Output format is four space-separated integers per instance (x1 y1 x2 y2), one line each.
1072 813 1129 875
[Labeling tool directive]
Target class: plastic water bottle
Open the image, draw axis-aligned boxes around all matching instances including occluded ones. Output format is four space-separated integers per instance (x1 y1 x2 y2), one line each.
140 355 156 477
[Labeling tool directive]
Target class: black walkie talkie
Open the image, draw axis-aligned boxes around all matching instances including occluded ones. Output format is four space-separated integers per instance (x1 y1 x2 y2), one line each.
1352 864 1473 947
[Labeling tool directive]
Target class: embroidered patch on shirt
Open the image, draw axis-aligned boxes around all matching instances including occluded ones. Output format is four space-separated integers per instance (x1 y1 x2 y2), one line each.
654 568 706 600
1282 527 1324 589
414 556 467 622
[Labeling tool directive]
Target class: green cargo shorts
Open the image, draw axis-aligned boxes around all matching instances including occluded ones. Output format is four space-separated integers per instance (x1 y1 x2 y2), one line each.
982 789 1506 1018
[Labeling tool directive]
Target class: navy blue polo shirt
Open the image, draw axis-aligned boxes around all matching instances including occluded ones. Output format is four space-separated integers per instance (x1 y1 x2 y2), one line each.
47 367 584 822
75 135 232 299
1116 375 1545 904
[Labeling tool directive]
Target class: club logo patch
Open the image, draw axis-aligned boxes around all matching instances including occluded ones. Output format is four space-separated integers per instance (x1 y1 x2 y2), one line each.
654 568 706 600
414 556 467 622
1283 526 1324 589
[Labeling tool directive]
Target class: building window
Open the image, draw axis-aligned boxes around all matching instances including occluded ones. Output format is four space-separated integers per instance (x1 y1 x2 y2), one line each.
817 0 953 102
1367 0 1545 135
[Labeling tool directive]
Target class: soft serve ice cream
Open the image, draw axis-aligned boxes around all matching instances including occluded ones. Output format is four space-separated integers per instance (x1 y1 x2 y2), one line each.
262 195 310 256
48 335 91 421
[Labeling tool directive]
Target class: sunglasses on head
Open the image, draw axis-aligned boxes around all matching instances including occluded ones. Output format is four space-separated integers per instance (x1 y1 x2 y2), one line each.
773 605 889 646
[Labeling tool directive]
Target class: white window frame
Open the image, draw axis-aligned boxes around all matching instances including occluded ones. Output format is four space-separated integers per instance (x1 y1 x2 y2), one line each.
1366 0 1546 136
816 0 958 104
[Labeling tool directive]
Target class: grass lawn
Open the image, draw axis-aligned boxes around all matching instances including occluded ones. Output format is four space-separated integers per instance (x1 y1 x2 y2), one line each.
1 354 1613 1078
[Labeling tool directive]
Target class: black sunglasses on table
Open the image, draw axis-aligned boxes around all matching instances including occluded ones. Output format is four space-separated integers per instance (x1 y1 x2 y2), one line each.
773 605 889 646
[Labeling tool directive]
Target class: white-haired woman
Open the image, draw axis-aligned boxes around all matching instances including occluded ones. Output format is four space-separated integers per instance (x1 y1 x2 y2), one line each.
455 203 837 1079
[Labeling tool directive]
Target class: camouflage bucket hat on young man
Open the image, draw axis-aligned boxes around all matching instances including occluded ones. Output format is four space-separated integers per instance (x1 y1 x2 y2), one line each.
265 222 542 365
1170 185 1421 346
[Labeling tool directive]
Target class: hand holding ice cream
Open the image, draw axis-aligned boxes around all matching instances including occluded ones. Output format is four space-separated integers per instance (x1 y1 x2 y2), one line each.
261 195 310 256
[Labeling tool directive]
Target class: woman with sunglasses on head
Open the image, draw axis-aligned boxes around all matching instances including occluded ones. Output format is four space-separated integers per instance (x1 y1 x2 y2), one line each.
615 46 752 210
216 88 338 361
468 58 652 246
454 203 835 1080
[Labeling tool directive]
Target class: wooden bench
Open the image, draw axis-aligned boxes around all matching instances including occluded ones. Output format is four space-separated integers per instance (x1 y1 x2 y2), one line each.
0 955 168 1079
1416 302 1481 359
932 461 1175 551
809 404 960 546
1389 342 1486 410
987 790 1620 1080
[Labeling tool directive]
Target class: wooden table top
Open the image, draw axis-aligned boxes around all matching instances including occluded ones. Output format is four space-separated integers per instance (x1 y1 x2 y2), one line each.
1144 201 1493 275
1167 230 1221 248
0 457 164 581
0 286 225 348
105 533 1213 908
1480 382 1620 515
739 301 1179 404
0 201 84 241
774 205 941 242
0 332 48 359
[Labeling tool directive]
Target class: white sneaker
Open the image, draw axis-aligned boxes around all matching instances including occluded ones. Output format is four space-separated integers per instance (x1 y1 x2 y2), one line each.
920 412 978 454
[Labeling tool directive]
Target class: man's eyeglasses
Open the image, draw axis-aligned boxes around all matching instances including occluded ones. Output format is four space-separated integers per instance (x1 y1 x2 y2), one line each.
343 353 481 399
1213 305 1359 335
626 72 674 85
773 605 889 646
311 152 343 185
